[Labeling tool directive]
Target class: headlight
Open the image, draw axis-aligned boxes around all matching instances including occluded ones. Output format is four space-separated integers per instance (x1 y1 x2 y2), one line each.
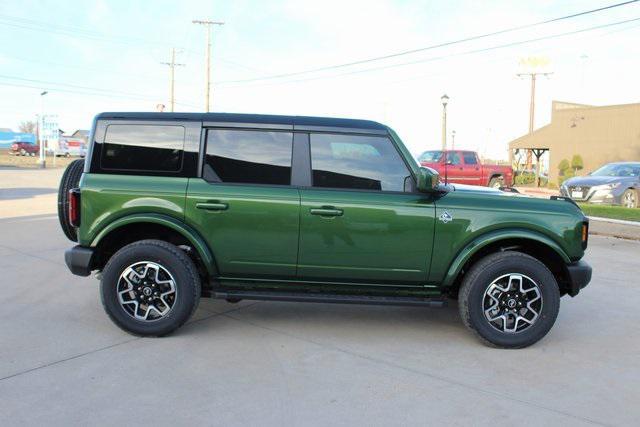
592 183 620 191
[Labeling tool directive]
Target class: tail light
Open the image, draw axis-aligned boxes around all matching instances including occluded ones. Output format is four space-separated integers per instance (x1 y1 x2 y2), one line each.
69 188 81 227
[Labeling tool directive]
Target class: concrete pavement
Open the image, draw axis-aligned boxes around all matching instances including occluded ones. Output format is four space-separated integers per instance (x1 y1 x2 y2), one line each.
1 213 639 426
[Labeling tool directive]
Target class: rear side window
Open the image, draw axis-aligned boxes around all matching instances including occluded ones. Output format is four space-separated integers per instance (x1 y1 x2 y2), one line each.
204 129 293 185
101 124 185 172
310 134 410 192
462 152 478 164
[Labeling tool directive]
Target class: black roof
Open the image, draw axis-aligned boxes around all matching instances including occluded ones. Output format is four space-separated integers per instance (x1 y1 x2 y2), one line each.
95 112 387 132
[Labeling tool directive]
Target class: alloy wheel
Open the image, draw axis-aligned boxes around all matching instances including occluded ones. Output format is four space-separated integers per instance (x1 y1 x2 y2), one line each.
623 191 637 208
482 273 542 333
117 261 177 321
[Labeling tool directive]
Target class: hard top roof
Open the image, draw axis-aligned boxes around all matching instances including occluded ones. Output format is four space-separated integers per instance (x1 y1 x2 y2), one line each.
95 112 387 132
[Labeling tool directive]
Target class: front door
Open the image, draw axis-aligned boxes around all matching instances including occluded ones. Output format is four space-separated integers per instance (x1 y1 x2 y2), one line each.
185 128 299 278
298 133 435 284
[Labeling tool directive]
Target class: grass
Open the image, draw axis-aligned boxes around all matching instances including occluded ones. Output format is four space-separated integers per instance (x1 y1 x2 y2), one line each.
578 203 640 222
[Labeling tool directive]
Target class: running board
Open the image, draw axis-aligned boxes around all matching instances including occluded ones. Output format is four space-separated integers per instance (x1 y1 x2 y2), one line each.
212 290 447 307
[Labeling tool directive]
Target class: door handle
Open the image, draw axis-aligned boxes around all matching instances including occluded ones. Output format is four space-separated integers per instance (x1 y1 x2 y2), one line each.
196 202 228 211
310 207 343 217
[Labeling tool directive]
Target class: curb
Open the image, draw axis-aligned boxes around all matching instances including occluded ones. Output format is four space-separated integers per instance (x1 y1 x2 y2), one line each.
588 216 640 227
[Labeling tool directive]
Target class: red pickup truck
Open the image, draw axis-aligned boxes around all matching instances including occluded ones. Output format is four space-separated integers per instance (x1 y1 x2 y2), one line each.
418 150 513 188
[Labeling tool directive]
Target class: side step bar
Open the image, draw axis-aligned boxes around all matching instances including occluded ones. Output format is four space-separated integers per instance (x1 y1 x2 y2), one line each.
212 290 447 308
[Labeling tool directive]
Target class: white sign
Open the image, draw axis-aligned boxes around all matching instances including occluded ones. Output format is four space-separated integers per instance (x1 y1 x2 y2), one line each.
41 114 59 152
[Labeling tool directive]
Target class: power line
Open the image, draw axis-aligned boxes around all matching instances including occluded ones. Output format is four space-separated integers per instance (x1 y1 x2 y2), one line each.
216 0 640 84
0 75 199 108
217 15 640 89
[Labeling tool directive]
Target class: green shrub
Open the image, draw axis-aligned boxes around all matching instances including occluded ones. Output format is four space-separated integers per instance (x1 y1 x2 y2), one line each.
571 155 584 175
514 172 536 185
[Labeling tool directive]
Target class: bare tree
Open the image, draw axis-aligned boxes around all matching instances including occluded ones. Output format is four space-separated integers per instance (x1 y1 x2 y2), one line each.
18 120 37 134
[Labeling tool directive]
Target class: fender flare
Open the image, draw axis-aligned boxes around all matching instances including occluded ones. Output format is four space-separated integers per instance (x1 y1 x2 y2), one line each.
90 213 217 276
441 228 570 288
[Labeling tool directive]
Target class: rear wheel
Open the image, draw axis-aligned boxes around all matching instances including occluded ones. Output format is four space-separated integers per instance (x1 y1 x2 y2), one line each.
622 189 638 208
57 159 84 242
489 177 503 188
458 251 560 348
100 240 201 336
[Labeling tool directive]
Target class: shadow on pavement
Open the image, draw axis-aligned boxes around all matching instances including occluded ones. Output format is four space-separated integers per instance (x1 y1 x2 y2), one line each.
0 187 57 200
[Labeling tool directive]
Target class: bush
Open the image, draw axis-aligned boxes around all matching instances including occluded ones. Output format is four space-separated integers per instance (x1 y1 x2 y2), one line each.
571 155 584 174
515 172 536 186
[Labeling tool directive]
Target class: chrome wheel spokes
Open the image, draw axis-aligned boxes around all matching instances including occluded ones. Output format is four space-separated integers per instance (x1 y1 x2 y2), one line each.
117 262 177 321
483 273 542 333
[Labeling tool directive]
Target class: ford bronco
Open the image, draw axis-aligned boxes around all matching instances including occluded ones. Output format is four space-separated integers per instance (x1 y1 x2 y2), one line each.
61 112 591 348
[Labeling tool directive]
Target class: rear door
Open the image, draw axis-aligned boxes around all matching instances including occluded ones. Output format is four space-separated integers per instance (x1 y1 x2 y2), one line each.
185 127 300 278
461 151 483 185
298 132 435 284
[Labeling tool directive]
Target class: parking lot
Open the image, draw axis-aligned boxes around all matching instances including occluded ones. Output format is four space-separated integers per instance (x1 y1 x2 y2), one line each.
1 167 639 426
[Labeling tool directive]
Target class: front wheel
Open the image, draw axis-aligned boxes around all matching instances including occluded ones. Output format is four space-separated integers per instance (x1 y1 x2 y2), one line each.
622 189 638 209
458 251 560 348
100 240 201 336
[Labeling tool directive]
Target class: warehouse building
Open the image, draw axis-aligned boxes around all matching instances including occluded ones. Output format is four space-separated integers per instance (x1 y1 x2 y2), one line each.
508 101 640 185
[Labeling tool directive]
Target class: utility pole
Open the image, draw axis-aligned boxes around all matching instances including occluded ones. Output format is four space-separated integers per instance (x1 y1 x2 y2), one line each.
192 19 224 112
517 71 552 168
161 48 185 112
441 94 449 151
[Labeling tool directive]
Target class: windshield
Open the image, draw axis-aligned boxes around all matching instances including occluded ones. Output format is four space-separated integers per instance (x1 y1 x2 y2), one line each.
418 150 443 163
591 163 640 177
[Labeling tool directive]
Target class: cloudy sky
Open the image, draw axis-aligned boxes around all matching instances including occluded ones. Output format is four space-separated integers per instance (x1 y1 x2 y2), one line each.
0 0 639 159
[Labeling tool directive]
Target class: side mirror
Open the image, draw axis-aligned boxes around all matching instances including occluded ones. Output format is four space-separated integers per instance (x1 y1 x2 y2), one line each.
416 167 440 192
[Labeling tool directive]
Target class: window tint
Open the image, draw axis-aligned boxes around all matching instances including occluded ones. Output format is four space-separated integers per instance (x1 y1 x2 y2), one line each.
205 129 293 185
418 150 443 162
310 134 410 191
462 152 478 164
101 124 185 171
446 151 461 165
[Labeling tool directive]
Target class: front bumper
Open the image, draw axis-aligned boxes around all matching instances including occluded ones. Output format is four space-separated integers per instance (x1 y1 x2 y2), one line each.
560 186 620 205
64 245 94 276
566 260 592 297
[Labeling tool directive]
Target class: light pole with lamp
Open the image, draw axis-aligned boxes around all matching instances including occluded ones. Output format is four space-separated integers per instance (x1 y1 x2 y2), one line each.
451 130 456 150
441 94 449 151
38 91 48 168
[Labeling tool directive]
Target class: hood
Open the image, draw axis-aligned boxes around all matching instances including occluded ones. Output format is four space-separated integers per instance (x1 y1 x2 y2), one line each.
563 175 636 187
449 183 524 197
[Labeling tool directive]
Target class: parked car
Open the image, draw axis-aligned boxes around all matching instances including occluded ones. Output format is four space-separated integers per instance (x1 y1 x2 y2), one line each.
10 141 39 156
560 162 640 208
60 112 591 348
418 149 513 188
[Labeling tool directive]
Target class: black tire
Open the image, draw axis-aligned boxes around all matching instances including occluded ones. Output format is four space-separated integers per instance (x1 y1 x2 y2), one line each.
100 240 201 336
488 177 503 188
458 251 560 348
57 159 84 242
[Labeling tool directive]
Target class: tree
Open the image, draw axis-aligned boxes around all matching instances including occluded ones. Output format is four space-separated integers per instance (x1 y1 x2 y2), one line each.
18 120 37 134
558 159 570 175
571 155 584 175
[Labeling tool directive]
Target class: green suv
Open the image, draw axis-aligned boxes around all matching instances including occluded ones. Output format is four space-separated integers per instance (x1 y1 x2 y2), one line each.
61 112 591 348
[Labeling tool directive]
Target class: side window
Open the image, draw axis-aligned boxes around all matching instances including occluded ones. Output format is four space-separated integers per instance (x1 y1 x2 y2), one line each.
446 151 461 165
101 124 185 172
204 129 293 185
462 152 478 165
310 134 410 192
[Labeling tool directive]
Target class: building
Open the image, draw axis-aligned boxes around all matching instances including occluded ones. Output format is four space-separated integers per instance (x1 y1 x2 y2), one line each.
508 101 640 185
71 129 90 143
0 128 36 148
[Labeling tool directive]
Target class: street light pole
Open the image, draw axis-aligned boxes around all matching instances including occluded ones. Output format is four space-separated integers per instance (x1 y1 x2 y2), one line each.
451 130 456 150
441 94 449 151
38 91 48 168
